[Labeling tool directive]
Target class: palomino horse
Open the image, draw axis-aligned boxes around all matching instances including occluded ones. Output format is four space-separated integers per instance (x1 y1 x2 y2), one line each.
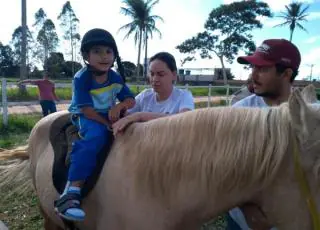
1 86 320 230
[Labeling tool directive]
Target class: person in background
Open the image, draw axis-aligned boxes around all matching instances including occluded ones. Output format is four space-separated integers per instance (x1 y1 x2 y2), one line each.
18 74 59 117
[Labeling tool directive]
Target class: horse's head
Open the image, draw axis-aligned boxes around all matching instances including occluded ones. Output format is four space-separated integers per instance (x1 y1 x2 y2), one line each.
261 86 320 229
289 86 320 170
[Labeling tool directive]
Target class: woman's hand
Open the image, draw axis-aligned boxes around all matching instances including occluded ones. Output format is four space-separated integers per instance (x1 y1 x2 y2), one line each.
112 113 140 136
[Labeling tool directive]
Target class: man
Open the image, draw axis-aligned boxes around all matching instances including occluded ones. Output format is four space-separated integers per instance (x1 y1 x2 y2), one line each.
18 74 59 117
233 38 300 108
229 38 301 230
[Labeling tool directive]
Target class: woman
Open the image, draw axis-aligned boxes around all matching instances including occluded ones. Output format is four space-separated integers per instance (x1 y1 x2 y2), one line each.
112 52 194 135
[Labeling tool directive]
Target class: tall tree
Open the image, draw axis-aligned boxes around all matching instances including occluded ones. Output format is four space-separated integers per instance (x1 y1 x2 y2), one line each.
58 1 80 76
176 0 272 84
0 42 17 77
33 8 47 30
37 19 59 73
274 2 309 41
119 0 163 80
11 26 34 73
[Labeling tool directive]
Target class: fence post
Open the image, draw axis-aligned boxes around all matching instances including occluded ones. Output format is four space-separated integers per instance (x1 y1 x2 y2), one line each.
2 78 8 126
207 84 212 108
185 83 189 91
225 84 230 104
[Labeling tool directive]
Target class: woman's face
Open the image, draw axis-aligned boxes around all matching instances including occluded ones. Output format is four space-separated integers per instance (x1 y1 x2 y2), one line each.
149 59 177 94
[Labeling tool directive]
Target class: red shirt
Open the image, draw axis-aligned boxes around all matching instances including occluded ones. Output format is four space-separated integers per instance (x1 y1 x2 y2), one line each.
33 80 56 101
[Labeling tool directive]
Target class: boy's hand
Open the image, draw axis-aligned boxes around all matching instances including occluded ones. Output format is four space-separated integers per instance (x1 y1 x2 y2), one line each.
108 104 125 123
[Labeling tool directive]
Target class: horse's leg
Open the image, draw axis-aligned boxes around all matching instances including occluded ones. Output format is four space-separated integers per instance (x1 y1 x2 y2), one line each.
39 205 64 230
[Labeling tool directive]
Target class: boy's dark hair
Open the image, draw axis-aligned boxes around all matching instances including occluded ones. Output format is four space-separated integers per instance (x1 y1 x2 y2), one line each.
81 28 126 82
149 52 177 72
275 64 299 83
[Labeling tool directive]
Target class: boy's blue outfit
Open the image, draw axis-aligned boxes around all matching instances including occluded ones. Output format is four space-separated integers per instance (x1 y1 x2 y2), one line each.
68 67 134 182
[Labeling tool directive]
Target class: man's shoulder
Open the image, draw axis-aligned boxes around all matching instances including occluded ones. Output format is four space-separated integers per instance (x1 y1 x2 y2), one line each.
232 94 265 107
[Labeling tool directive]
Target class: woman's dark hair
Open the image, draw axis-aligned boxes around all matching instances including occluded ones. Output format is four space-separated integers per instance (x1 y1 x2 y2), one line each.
275 64 298 83
149 52 177 72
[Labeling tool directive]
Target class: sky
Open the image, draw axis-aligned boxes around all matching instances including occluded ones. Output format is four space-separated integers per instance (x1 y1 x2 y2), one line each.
0 0 319 80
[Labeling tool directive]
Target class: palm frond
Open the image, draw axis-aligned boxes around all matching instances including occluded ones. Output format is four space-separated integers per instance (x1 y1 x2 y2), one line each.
296 22 308 33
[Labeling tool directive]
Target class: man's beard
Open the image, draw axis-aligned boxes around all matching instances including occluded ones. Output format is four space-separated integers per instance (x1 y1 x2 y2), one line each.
255 91 279 98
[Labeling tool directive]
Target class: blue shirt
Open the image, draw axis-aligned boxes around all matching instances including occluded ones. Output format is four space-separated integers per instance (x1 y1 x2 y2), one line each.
68 67 134 114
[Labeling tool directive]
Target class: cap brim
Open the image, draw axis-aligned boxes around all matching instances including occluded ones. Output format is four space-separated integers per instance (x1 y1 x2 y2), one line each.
237 55 275 66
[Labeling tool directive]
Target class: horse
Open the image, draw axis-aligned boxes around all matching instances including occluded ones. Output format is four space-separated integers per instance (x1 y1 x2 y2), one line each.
1 85 320 230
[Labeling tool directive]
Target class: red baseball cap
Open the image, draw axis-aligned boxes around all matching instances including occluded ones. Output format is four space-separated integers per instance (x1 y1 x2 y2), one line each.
237 39 301 70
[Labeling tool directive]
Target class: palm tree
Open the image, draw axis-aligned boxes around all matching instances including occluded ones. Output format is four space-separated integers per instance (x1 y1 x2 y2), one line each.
274 2 309 42
118 0 163 81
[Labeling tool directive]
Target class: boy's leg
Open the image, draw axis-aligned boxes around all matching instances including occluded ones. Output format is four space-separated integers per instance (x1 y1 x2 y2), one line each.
40 100 49 117
54 115 110 221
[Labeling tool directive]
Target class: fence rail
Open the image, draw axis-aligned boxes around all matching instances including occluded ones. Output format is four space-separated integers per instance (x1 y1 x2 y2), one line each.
0 77 246 126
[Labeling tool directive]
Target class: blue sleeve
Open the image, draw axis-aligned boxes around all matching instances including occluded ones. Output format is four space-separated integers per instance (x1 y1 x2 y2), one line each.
127 92 143 114
74 72 93 108
116 83 135 102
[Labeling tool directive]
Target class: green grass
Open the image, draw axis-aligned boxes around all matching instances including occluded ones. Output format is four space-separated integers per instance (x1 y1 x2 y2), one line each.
0 190 44 230
0 114 41 149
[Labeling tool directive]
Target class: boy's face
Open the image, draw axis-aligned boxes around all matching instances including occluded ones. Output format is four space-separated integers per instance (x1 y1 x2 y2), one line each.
87 45 115 72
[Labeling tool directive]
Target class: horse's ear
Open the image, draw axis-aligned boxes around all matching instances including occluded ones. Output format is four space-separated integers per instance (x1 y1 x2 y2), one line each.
289 89 312 135
301 84 318 103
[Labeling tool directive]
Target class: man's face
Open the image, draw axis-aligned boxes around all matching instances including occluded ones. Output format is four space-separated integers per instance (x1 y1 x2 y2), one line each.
250 65 285 98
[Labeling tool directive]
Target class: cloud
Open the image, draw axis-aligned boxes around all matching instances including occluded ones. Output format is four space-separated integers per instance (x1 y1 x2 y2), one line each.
307 12 320 20
304 36 320 44
299 47 320 79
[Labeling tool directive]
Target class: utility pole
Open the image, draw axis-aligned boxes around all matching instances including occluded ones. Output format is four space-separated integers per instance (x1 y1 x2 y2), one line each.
20 0 27 84
309 64 314 82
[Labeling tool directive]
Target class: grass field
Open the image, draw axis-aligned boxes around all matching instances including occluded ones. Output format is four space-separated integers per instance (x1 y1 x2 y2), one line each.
0 114 42 149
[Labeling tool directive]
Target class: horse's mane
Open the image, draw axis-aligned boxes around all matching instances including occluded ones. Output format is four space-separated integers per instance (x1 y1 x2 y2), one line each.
118 105 292 199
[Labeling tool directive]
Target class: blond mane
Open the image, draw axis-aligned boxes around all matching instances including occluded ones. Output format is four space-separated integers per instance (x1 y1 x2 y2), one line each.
118 105 292 200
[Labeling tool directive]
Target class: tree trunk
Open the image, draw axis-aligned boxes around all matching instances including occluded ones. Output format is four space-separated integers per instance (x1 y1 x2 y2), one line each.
218 55 228 85
136 29 143 81
20 0 27 92
70 15 75 77
144 32 148 83
289 29 293 42
44 42 48 75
